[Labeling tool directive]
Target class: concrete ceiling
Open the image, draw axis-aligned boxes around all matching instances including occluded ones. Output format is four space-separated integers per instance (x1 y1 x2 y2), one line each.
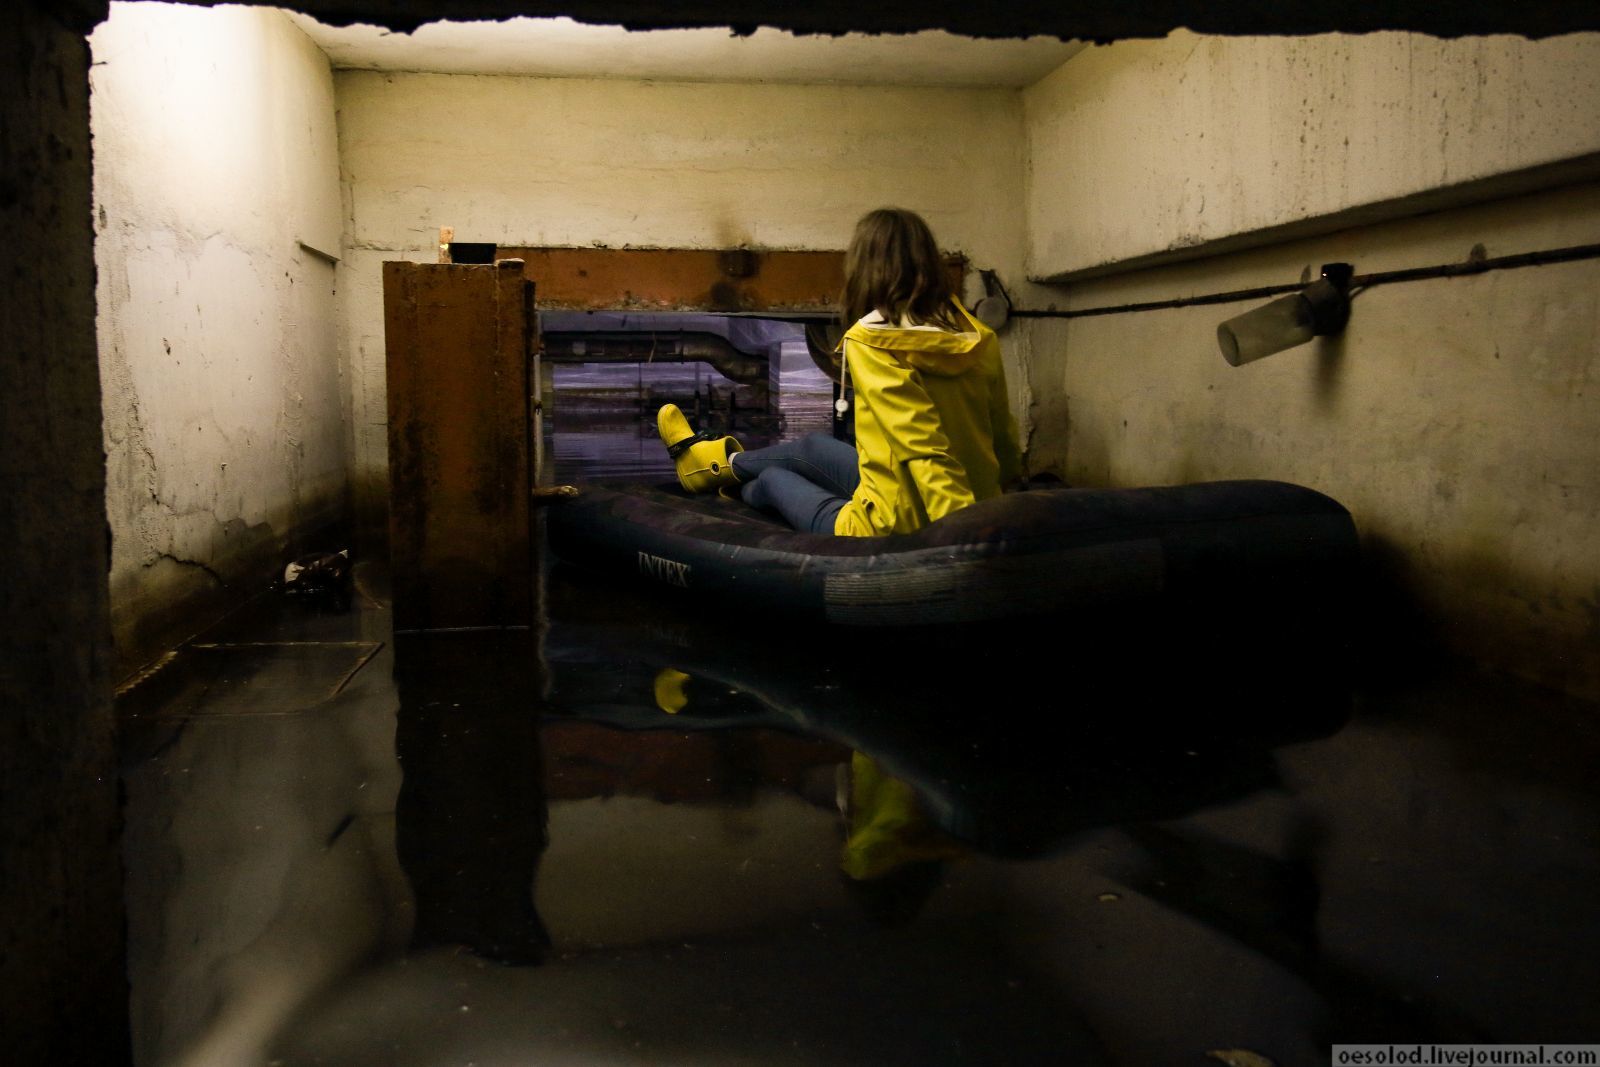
169 0 1600 43
286 11 1086 87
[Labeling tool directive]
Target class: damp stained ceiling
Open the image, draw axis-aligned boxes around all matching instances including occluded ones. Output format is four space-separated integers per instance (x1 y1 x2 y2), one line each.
285 11 1087 87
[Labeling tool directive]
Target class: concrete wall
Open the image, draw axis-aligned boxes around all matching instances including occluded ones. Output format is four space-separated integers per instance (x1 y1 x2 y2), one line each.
92 2 348 674
1024 31 1600 280
1 1 129 1061
334 70 1032 525
1019 32 1600 698
1020 175 1600 697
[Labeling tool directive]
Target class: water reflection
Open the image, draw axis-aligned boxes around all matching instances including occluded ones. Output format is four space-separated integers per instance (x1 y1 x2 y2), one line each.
380 559 1351 972
104 524 1600 1067
540 571 1352 865
393 631 550 965
357 591 1600 1064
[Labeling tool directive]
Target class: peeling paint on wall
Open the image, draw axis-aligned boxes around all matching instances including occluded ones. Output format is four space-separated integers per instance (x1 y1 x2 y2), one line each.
91 4 350 673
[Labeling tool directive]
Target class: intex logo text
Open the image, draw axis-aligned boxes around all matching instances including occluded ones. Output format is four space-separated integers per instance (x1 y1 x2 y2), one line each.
637 551 691 588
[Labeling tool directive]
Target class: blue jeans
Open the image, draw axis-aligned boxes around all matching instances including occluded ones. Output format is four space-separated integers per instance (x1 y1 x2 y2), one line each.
730 433 859 534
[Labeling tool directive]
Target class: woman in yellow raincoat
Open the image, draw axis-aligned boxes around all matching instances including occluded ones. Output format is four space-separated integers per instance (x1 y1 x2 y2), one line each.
656 206 1021 535
655 207 1022 884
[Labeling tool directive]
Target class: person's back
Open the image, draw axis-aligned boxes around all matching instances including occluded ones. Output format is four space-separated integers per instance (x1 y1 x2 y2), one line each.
836 301 1020 536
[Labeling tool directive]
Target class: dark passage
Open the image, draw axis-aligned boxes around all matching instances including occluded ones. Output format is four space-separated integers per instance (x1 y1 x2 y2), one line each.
117 492 1600 1065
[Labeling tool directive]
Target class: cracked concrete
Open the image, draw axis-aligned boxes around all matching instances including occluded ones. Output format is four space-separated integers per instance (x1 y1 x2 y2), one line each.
90 5 350 675
150 553 227 588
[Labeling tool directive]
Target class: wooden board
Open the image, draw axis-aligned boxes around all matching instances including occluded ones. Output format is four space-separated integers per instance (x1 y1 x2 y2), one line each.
384 260 536 630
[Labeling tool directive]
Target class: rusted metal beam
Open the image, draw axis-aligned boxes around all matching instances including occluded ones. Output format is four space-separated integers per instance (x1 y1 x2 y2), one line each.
496 245 967 316
497 246 846 312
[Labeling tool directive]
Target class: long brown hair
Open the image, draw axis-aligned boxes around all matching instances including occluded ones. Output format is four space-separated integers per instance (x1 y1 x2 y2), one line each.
841 208 962 331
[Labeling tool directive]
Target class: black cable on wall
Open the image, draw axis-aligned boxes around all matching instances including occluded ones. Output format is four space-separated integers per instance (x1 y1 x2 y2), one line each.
1010 241 1600 320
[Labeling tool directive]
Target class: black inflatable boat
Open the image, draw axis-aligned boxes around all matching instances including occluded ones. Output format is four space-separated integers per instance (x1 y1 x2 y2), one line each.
545 480 1358 626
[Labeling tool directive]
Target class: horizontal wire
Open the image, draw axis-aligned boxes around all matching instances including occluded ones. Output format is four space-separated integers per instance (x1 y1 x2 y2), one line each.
1010 241 1600 320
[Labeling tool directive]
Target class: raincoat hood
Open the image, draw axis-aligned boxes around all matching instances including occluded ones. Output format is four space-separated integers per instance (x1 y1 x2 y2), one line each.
842 301 988 377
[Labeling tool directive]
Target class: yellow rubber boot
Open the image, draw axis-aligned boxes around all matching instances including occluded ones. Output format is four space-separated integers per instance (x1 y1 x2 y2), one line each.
657 404 743 494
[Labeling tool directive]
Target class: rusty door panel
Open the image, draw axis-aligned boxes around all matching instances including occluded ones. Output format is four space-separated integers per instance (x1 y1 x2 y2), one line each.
384 259 534 630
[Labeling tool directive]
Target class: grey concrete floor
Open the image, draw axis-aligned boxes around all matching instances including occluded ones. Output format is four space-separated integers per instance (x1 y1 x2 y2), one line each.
117 560 1600 1067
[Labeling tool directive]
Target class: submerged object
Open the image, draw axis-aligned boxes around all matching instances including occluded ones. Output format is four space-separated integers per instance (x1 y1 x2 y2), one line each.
545 480 1359 627
282 549 352 609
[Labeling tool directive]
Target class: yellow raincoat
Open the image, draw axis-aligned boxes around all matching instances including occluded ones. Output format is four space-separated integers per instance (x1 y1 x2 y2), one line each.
832 299 1021 538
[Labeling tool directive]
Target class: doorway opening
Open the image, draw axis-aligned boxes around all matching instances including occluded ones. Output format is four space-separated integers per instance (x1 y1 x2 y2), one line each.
540 310 833 483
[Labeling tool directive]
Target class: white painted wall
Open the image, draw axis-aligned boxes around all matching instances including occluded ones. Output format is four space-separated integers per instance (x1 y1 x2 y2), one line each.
1024 31 1600 280
1018 31 1600 697
334 70 1033 517
92 2 348 668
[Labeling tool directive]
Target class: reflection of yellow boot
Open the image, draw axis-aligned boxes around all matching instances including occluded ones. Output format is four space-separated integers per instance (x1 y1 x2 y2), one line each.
657 404 743 494
841 753 967 881
653 668 691 714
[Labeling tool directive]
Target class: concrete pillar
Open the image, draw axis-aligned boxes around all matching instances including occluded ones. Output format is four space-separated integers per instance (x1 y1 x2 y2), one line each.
0 1 129 1061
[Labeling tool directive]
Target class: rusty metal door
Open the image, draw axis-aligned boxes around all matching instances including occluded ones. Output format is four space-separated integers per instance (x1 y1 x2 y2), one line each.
384 259 538 631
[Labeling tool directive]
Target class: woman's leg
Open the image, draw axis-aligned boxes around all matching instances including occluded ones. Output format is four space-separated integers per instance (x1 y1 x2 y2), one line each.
739 468 847 535
730 433 859 497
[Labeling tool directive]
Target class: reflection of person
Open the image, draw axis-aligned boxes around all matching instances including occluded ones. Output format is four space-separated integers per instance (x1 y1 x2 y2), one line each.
658 207 1022 534
839 751 965 880
650 662 965 913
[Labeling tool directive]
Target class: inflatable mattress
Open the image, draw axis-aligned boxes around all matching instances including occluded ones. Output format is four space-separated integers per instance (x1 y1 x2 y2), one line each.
545 480 1358 627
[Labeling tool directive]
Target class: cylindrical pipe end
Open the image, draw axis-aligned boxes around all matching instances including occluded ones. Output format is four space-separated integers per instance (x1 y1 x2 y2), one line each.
1217 293 1315 366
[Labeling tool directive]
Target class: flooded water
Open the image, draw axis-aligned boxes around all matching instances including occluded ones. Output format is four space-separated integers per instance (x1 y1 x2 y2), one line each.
116 388 1600 1066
